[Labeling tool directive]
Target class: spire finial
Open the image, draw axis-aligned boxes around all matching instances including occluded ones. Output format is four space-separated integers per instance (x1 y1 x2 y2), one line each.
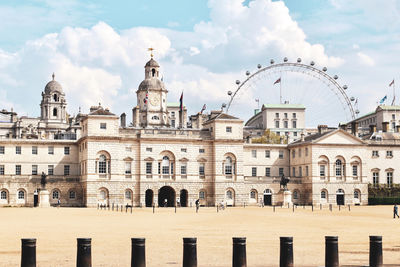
52 73 55 81
148 47 155 58
79 106 81 113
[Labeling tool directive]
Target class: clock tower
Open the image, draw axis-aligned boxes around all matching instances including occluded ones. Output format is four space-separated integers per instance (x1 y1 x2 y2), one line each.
136 57 169 127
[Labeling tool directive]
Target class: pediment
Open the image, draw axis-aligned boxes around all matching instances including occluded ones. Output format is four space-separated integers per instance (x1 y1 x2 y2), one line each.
315 130 364 145
197 157 207 162
144 157 155 161
179 157 189 162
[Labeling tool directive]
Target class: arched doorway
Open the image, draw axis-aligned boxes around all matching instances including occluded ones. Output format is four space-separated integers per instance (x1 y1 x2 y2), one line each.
336 189 345 205
145 189 154 207
263 189 272 206
158 186 176 207
180 189 188 207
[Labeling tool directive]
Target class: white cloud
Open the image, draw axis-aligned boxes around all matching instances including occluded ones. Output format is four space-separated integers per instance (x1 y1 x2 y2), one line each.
357 52 375 66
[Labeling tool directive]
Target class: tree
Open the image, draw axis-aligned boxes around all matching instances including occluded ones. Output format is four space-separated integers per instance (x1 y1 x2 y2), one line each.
251 129 287 144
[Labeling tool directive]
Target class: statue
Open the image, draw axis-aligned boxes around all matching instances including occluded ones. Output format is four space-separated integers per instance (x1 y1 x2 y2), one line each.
280 174 290 190
40 172 47 189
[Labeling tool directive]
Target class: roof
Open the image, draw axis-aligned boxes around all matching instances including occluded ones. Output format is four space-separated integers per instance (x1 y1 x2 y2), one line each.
263 104 305 109
204 112 241 123
145 58 160 68
89 108 115 116
377 105 400 111
167 102 180 107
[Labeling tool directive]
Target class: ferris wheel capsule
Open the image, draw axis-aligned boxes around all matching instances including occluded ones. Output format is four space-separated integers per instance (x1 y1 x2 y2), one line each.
246 71 250 76
322 67 327 72
270 59 275 64
355 109 360 114
283 57 288 62
350 97 355 101
310 61 315 66
343 85 348 90
297 58 301 63
334 75 338 80
257 64 262 69
228 91 232 96
236 80 240 85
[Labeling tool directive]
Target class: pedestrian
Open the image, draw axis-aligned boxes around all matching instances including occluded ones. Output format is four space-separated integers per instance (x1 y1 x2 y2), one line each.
57 198 60 208
195 199 200 213
394 204 399 218
164 199 168 207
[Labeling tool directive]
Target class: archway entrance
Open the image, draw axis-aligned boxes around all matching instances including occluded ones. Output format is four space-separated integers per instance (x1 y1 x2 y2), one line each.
145 189 153 207
263 189 272 206
336 189 345 205
158 186 176 207
180 189 188 207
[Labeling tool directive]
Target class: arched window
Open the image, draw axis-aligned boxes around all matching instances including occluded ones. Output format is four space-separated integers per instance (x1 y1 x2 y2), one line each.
354 190 360 199
162 156 170 174
199 190 206 199
226 190 233 199
99 155 107 174
0 191 7 199
293 190 299 200
321 191 326 199
53 94 58 101
52 190 59 199
152 68 156 77
18 190 25 199
250 190 257 199
337 189 344 194
69 191 76 199
100 190 107 200
53 108 58 117
225 157 232 175
335 159 342 177
125 190 132 200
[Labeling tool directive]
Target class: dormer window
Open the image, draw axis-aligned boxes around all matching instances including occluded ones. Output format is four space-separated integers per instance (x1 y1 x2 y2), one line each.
53 94 58 102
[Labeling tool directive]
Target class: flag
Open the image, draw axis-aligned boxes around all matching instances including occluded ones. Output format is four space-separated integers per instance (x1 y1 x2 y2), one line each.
200 104 206 114
144 91 148 104
274 78 281 85
379 95 387 104
389 80 394 87
179 92 183 112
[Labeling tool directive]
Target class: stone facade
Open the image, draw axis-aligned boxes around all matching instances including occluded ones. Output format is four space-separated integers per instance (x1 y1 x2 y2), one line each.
0 58 399 207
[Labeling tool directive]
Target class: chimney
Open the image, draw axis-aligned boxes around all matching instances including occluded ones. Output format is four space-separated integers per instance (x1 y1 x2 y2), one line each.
396 125 400 133
382 122 389 132
318 125 328 135
351 122 358 135
120 113 126 128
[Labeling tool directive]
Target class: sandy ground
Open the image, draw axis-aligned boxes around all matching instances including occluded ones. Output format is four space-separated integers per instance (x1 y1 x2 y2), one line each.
0 205 399 266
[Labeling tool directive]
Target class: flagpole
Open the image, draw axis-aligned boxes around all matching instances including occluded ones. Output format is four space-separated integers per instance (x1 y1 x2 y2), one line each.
280 78 282 104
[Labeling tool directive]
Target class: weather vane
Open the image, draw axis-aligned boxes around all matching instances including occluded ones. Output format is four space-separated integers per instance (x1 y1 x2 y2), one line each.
148 47 155 58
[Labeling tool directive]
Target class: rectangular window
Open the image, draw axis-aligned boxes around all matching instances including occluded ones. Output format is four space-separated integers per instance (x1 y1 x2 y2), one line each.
251 150 257 158
146 162 152 174
0 165 4 175
352 165 358 177
199 191 205 199
125 146 132 152
305 148 308 156
100 123 107 129
292 121 297 128
279 168 284 176
275 121 279 128
387 172 393 187
265 167 270 177
386 151 393 157
320 165 325 178
125 162 132 174
292 167 296 177
171 111 175 117
162 165 169 175
0 146 4 154
279 150 284 159
16 165 21 175
199 148 205 153
48 146 54 155
275 113 279 118
252 167 257 177
199 163 205 176
284 121 288 128
171 120 175 128
392 114 395 120
292 150 295 158
146 147 152 152
226 126 232 133
32 165 38 175
32 146 38 155
64 147 70 155
299 149 302 157
181 164 187 175
181 148 187 153
294 132 297 136
293 113 296 119
48 165 54 175
16 146 21 154
306 166 309 176
373 172 379 186
372 150 379 157
284 113 288 119
64 165 70 176
265 150 270 158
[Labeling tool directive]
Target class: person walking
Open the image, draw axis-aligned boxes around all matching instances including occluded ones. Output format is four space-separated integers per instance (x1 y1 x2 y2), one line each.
394 204 399 218
195 199 200 213
57 198 61 208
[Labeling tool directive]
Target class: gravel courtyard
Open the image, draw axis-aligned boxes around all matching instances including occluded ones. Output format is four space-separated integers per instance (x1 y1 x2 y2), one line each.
0 205 398 266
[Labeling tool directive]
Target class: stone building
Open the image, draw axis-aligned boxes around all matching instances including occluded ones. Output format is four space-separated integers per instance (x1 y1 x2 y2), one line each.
0 57 399 207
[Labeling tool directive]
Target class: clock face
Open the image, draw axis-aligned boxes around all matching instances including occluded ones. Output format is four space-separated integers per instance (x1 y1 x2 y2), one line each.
150 95 160 106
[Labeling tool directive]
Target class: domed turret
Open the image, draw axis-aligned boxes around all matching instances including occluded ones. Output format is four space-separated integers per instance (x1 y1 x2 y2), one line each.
44 73 63 94
145 58 160 68
40 73 67 123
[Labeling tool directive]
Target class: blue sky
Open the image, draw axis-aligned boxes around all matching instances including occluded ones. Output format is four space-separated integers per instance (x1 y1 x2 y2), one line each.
0 0 399 126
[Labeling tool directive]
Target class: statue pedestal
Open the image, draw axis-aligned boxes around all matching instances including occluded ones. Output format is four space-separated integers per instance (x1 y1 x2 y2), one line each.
283 190 292 206
39 190 50 208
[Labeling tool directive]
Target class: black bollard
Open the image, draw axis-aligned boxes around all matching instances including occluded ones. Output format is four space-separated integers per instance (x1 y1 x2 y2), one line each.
76 238 91 267
112 203 114 211
175 206 177 213
131 238 146 267
131 206 133 213
97 203 99 209
288 203 289 209
21 238 36 267
183 238 197 267
152 205 155 213
339 205 341 211
232 237 246 267
348 204 350 211
325 236 339 267
273 205 275 212
292 205 294 213
320 204 322 210
312 205 313 212
280 237 293 267
369 236 383 267
117 205 119 211
303 204 305 209
329 204 332 212
108 204 110 210
217 205 219 213
121 205 123 212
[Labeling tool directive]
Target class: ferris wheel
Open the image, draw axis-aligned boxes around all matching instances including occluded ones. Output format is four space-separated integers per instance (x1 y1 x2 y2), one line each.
225 58 359 127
